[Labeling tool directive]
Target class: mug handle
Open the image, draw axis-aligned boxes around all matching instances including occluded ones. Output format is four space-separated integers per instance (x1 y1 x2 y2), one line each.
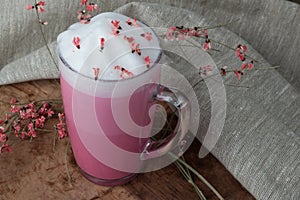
140 84 191 160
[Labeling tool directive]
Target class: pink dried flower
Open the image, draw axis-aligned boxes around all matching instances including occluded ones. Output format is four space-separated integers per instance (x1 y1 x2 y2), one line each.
114 66 134 79
86 3 98 12
13 122 21 133
248 61 254 70
21 131 26 140
73 36 81 49
235 44 248 61
39 20 48 25
78 13 91 24
234 70 243 81
37 1 46 6
10 98 17 105
26 5 34 10
241 62 248 70
38 103 48 114
0 133 7 143
5 114 11 121
0 127 6 142
126 18 140 27
202 39 212 51
58 113 65 123
10 105 20 113
80 0 88 6
26 1 46 12
220 66 228 76
37 6 45 13
1 144 12 153
56 113 67 139
199 65 213 78
188 28 200 37
241 60 254 70
47 108 54 117
27 122 37 138
0 119 4 125
165 26 177 40
201 29 208 37
36 116 46 128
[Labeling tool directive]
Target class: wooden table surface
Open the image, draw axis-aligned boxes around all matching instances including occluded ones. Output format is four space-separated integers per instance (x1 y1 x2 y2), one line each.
0 79 255 200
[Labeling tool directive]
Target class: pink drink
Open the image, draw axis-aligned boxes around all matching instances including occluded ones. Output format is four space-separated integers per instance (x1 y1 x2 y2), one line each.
57 12 190 186
59 58 161 185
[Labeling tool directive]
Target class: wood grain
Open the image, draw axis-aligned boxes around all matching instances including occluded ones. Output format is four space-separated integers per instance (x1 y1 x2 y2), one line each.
0 80 255 200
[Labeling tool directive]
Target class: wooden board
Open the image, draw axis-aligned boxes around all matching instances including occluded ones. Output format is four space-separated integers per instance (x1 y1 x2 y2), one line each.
0 79 254 200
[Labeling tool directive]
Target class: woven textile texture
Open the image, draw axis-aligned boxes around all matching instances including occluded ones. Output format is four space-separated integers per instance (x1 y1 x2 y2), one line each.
0 1 299 199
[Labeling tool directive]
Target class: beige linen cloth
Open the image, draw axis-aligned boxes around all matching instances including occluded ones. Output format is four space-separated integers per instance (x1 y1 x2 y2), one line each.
0 1 299 199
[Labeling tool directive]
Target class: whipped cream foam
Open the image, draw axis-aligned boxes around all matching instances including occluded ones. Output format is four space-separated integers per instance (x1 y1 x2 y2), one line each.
57 12 161 81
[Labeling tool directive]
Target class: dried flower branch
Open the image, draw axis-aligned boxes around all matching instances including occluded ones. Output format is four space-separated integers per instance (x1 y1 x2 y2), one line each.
0 98 66 153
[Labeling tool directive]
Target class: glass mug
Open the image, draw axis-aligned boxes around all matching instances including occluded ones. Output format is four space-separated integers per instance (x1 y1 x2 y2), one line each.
57 12 190 186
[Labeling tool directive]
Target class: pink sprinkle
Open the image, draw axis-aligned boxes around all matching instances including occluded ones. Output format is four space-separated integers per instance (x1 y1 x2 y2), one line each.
112 28 120 36
114 65 121 70
124 35 135 43
100 38 105 51
73 36 81 49
111 20 122 29
93 68 100 80
131 43 141 55
144 56 151 67
141 32 152 41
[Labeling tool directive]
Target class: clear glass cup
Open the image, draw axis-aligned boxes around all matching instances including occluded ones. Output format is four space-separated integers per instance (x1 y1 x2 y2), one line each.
57 12 190 186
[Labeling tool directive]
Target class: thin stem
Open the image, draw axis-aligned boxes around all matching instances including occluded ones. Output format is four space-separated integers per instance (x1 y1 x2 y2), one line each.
0 100 10 105
174 160 206 200
207 37 259 63
208 76 251 89
34 0 59 71
3 114 18 133
14 99 62 106
52 131 57 152
169 152 224 200
196 18 240 30
192 65 280 88
65 139 73 187
35 128 54 133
